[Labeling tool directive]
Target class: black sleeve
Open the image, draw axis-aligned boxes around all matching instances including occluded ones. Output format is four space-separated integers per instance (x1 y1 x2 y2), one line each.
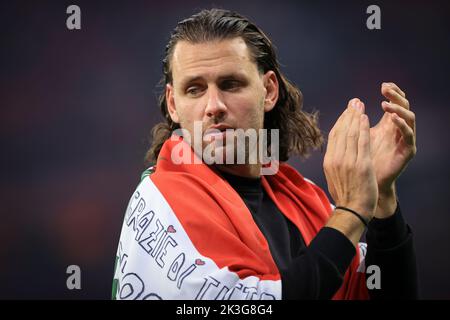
281 227 356 299
365 203 419 299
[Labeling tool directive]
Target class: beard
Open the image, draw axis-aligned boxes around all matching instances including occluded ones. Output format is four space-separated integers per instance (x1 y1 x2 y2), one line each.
201 128 261 165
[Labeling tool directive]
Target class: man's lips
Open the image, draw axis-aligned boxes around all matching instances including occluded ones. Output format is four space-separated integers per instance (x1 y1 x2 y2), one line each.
203 124 234 141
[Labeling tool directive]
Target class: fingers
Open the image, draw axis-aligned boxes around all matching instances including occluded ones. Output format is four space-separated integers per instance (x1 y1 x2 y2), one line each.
357 114 371 164
381 101 416 133
326 98 359 157
382 82 406 98
380 82 416 144
391 113 416 147
334 98 361 158
381 82 410 110
325 98 361 195
345 101 365 164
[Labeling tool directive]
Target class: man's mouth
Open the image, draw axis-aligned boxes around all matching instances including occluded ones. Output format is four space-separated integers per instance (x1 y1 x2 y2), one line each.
203 124 234 141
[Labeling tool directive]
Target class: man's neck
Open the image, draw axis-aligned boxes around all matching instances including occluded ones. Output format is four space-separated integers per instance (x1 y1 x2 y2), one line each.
214 163 261 178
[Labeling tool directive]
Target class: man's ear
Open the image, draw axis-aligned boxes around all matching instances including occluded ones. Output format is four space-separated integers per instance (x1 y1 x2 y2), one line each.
166 83 180 123
263 70 279 112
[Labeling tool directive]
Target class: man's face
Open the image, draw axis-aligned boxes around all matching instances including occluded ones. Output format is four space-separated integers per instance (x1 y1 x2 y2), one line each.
166 37 278 164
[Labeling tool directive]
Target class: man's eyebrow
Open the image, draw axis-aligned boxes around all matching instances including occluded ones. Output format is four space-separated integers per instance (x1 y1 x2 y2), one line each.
217 73 249 82
180 73 248 86
181 76 203 86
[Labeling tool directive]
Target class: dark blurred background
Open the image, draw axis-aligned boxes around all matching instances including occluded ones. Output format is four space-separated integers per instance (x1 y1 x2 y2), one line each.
1 0 449 299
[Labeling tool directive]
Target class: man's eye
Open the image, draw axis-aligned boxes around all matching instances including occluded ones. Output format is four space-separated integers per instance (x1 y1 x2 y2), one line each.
186 86 202 96
221 80 242 91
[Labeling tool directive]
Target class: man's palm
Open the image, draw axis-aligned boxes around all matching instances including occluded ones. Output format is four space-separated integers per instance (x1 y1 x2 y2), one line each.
370 113 413 192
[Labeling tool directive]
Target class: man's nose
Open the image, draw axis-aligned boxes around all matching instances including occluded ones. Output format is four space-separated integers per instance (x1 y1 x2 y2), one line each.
205 87 227 119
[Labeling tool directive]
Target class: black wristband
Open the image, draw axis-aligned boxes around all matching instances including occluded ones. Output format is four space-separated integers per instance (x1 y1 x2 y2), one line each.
335 206 369 227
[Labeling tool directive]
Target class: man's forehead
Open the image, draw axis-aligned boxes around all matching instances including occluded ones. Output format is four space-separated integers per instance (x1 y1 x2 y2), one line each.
171 38 258 81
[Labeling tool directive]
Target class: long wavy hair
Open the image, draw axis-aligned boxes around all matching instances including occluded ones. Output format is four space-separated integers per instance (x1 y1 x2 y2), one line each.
145 8 323 164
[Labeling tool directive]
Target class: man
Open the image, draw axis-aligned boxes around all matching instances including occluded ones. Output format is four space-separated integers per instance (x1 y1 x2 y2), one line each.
112 9 417 300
